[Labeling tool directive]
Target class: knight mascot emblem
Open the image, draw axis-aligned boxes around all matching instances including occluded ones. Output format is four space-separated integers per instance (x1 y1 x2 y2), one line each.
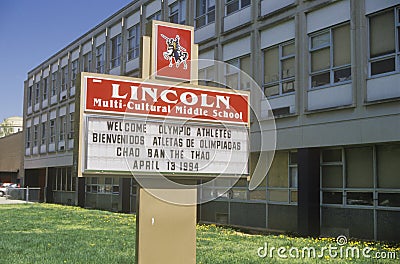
161 34 189 70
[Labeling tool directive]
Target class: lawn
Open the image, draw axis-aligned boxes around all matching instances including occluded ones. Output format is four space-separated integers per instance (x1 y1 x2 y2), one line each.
0 203 398 263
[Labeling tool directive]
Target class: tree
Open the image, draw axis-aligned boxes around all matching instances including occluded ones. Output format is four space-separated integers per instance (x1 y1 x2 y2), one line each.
0 119 14 138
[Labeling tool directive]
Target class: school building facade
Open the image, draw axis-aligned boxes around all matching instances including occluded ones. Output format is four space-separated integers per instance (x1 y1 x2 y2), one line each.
23 0 400 242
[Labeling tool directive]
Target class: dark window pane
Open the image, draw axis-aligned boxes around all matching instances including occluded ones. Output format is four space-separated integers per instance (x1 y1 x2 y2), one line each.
289 152 297 165
346 192 373 206
282 81 295 93
323 192 343 204
264 85 279 97
249 189 266 200
370 10 395 57
334 67 351 83
379 193 400 207
311 72 330 88
241 0 250 8
322 166 343 188
196 16 206 28
322 149 342 163
377 144 400 188
208 10 215 23
371 57 395 75
226 1 239 15
346 147 373 188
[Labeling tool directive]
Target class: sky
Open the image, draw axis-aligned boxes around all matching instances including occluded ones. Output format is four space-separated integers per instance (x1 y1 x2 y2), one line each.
0 0 133 122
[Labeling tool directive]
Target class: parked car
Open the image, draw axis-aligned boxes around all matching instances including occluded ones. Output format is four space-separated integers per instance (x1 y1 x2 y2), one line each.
0 183 18 197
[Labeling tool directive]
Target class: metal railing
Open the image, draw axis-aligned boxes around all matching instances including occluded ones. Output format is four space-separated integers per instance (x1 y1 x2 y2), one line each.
6 187 41 202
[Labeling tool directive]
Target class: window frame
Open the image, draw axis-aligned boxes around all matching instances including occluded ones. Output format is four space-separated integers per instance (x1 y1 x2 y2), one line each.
127 24 140 61
69 112 74 140
71 59 78 87
33 124 39 147
169 0 186 24
59 115 66 142
263 40 296 98
25 127 31 149
225 0 251 16
82 52 92 72
195 0 216 29
321 147 376 208
51 72 58 97
95 44 106 73
49 119 56 144
368 7 400 78
267 151 298 205
27 85 33 107
41 122 46 145
34 82 40 105
42 77 48 101
224 55 251 90
61 66 68 92
309 22 352 89
110 34 122 69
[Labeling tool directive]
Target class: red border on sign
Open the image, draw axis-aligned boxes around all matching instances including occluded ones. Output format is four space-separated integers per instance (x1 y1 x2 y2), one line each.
84 76 249 125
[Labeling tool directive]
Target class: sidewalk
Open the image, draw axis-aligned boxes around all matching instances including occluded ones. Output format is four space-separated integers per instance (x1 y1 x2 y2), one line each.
0 196 32 204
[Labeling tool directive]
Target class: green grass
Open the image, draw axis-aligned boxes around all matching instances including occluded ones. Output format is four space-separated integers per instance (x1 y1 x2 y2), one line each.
0 203 398 263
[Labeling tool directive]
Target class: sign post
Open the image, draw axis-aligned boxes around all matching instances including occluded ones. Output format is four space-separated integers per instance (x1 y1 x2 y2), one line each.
76 21 250 264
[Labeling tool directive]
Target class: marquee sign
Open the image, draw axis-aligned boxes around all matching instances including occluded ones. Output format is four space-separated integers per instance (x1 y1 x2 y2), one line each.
151 21 194 81
84 116 248 175
84 76 249 125
78 73 250 177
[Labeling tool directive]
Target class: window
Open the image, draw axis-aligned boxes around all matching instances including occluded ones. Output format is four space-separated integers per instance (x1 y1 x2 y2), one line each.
34 82 40 104
369 8 399 76
59 116 66 141
195 0 215 28
147 11 161 22
82 52 92 72
110 35 122 68
51 72 58 96
127 24 140 61
321 147 375 207
226 0 250 16
71 60 78 87
169 0 186 24
264 41 295 97
309 23 351 88
377 144 400 208
267 151 298 204
49 119 55 144
86 177 119 194
96 44 105 73
33 125 38 147
54 167 74 192
25 127 31 148
42 77 48 101
27 86 32 107
69 112 74 140
41 122 46 145
61 66 68 91
225 56 251 90
198 65 217 86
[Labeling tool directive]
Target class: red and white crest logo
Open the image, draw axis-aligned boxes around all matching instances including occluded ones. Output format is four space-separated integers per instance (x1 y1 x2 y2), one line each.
161 34 189 70
153 22 193 81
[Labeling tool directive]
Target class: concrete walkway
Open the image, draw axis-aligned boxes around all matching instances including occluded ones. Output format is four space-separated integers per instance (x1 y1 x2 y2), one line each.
0 196 32 204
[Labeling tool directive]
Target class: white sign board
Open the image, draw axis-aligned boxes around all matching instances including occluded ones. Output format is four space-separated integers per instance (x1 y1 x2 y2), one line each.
84 116 248 175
